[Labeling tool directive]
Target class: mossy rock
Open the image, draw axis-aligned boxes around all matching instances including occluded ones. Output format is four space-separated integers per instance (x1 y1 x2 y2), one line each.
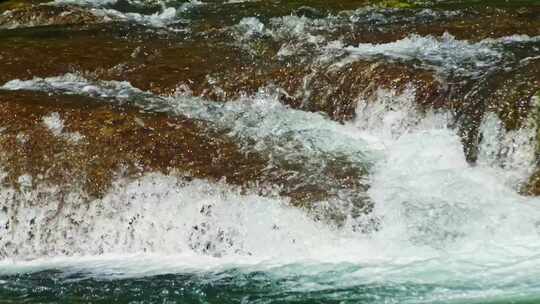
410 0 540 9
0 0 47 13
375 0 416 9
0 0 29 12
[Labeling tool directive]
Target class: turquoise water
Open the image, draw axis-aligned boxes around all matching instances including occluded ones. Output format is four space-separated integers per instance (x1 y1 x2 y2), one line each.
1 270 494 303
2 264 540 303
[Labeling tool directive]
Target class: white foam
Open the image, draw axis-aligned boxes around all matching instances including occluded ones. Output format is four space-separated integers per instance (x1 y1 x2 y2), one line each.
353 86 448 142
2 74 540 302
231 15 540 76
42 112 84 143
248 7 464 58
347 6 462 25
326 33 540 77
2 73 143 99
0 173 354 262
90 6 182 29
17 174 33 189
236 17 266 38
477 112 537 188
1 74 378 170
493 34 540 44
42 112 65 136
336 33 502 76
48 0 198 30
52 0 118 6
356 90 540 294
232 15 329 57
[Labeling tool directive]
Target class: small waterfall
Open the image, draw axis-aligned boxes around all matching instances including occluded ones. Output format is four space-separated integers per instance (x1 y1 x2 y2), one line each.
1 0 539 302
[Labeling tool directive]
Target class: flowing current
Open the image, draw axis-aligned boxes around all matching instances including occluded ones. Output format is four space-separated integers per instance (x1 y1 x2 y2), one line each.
1 74 540 303
1 0 540 303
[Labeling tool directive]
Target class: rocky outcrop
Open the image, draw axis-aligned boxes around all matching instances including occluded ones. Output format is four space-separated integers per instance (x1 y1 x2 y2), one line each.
0 0 539 201
0 4 102 29
0 23 445 120
0 90 372 225
0 90 269 198
454 58 540 163
523 90 540 195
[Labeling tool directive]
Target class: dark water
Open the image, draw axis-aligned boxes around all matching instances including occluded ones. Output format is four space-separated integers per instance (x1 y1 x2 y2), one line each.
2 268 540 304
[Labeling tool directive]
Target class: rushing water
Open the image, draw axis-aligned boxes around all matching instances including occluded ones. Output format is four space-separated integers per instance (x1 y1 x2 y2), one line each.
1 76 540 303
1 0 540 303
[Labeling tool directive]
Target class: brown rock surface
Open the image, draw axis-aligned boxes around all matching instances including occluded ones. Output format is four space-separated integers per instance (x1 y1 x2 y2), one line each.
1 0 539 199
0 90 371 221
0 90 268 198
0 4 102 29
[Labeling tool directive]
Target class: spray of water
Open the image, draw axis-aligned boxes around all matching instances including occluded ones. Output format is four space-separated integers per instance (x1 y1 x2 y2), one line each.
1 74 540 302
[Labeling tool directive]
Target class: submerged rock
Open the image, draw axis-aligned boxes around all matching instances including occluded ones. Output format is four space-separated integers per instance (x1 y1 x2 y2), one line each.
0 90 373 227
457 57 540 163
523 91 540 195
0 3 102 29
0 0 539 198
0 90 269 197
0 0 47 13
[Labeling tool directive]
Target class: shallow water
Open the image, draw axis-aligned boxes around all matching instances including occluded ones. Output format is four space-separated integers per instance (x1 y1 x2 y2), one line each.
2 78 540 303
1 0 540 303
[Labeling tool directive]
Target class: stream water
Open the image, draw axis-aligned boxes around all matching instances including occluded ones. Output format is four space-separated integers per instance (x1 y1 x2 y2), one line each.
0 0 539 303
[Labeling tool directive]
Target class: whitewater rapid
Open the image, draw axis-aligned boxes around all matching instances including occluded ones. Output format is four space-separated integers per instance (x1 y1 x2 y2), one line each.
1 74 540 299
1 0 540 301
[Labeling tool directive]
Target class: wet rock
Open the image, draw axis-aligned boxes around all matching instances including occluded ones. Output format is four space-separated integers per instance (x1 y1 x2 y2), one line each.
0 21 442 122
524 90 540 196
457 58 540 163
1 0 538 200
0 4 102 29
0 0 47 13
296 60 443 121
341 6 540 45
485 61 540 132
0 90 269 198
0 25 131 84
0 90 372 225
525 169 540 196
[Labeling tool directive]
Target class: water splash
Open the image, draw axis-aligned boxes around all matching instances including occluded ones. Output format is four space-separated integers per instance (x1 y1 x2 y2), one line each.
1 73 377 172
2 74 540 303
477 112 537 188
332 33 540 77
90 6 183 29
48 0 202 29
0 173 347 261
